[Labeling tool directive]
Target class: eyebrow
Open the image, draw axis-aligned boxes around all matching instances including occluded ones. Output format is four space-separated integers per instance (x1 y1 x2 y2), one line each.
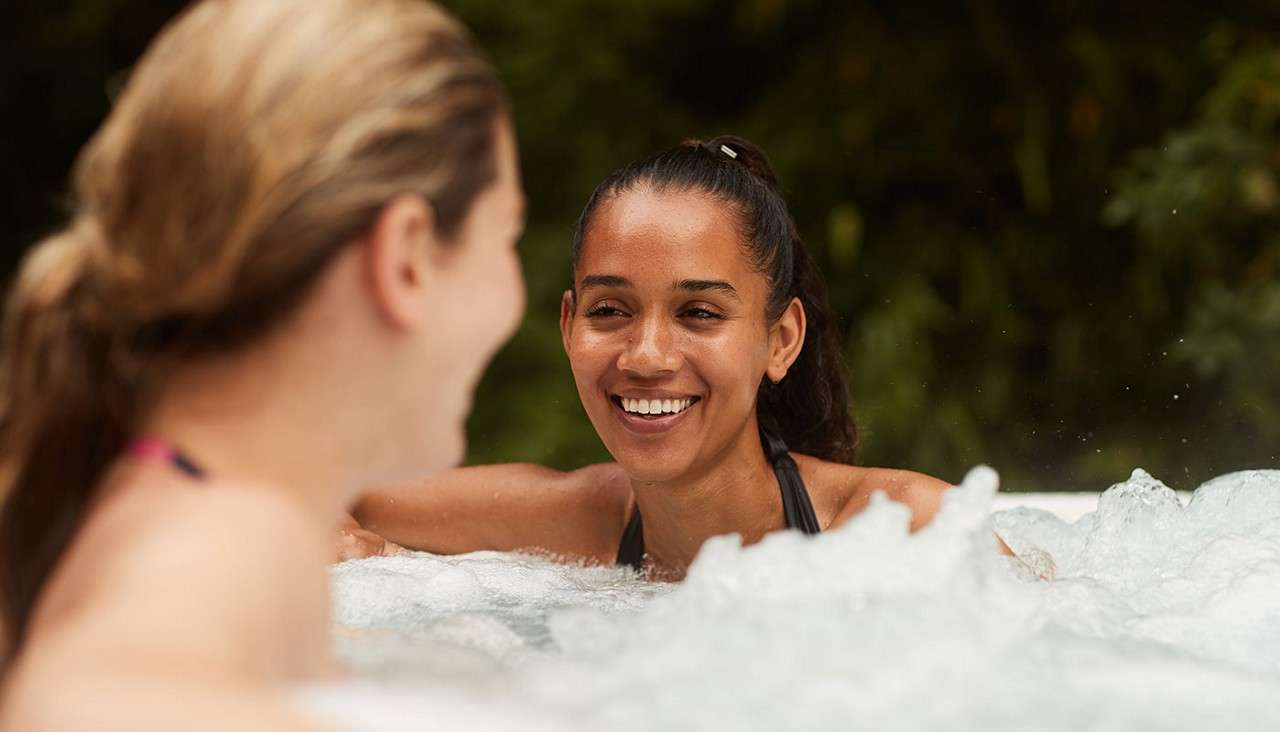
577 274 740 301
677 279 740 301
579 274 631 290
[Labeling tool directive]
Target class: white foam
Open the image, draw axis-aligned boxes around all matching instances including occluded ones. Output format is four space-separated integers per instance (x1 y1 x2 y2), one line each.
305 467 1280 730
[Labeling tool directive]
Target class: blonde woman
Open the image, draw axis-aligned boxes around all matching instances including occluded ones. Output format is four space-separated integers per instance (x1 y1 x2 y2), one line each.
0 0 524 728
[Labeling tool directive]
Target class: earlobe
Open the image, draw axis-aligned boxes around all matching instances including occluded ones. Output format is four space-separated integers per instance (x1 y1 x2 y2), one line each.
559 289 576 356
365 194 436 330
766 297 806 383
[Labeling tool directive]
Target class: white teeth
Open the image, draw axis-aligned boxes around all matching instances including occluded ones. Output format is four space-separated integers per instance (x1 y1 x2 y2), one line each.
619 397 695 416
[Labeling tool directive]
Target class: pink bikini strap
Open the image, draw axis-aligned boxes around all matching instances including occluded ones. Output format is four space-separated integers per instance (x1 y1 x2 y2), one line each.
125 438 206 479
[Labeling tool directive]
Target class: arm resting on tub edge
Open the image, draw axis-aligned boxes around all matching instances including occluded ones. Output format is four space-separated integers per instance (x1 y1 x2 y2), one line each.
349 463 631 563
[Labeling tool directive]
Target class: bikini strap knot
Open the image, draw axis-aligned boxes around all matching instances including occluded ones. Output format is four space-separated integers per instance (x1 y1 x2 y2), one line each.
758 424 791 464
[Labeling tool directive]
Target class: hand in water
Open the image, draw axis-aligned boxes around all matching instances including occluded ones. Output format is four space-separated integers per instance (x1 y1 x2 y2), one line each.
336 514 405 562
998 534 1057 581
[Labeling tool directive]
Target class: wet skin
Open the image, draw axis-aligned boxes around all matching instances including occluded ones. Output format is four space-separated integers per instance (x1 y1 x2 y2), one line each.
350 187 986 577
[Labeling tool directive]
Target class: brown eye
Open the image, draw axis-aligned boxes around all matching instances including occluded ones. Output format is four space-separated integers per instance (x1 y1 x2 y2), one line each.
682 307 723 320
586 304 628 318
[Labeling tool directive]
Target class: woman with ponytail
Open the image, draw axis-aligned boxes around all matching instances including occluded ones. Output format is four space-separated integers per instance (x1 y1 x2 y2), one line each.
349 136 993 579
0 0 526 727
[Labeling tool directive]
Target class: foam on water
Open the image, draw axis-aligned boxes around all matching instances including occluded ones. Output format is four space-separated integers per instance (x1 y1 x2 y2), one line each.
300 467 1280 731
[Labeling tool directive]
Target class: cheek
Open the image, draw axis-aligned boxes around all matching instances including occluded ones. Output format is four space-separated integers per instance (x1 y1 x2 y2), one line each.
455 248 524 352
567 331 612 394
496 249 525 336
695 328 769 398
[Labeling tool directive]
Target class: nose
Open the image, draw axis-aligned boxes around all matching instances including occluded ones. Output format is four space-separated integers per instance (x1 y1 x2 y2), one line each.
616 314 681 377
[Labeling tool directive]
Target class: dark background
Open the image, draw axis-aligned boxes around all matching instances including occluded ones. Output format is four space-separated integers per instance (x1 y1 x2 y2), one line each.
4 1 1279 491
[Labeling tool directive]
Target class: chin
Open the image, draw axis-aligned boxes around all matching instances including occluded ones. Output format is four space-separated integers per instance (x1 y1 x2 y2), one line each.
607 442 696 484
398 423 466 481
436 427 467 470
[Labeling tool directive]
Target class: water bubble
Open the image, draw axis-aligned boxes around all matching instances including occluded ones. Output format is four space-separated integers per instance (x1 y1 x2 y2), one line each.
320 470 1280 731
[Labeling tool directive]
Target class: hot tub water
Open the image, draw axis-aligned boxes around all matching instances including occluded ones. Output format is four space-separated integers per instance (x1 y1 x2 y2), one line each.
301 467 1280 730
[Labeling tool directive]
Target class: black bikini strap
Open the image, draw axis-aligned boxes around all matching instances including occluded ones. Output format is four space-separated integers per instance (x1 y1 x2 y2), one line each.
615 426 821 569
616 508 645 570
171 451 206 480
760 425 821 535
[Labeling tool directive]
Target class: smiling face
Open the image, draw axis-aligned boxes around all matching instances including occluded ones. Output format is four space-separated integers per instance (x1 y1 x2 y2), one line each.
562 186 802 483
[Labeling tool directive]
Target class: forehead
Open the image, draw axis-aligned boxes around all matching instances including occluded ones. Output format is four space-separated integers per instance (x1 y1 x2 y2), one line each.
579 187 759 285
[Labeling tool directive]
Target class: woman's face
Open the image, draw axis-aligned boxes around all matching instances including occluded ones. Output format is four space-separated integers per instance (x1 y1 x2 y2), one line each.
562 187 781 483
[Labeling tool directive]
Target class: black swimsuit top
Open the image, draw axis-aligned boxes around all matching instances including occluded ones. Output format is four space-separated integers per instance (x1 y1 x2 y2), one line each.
615 426 822 570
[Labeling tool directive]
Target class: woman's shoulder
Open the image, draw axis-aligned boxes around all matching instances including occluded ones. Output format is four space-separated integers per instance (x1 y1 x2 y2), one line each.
793 455 952 532
27 476 331 680
98 476 329 573
560 462 634 540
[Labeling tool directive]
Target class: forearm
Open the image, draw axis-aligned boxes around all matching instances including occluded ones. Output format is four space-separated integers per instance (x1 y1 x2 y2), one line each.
351 463 627 560
353 467 529 553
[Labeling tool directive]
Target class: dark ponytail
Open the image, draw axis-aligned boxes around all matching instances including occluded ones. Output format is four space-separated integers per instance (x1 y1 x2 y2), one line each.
572 135 857 464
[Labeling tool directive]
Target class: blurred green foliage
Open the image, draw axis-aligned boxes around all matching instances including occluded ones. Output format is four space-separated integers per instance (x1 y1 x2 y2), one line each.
4 1 1279 490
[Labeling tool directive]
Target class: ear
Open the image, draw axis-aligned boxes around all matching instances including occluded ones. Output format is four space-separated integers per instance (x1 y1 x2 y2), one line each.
363 194 437 331
559 289 576 357
766 297 806 383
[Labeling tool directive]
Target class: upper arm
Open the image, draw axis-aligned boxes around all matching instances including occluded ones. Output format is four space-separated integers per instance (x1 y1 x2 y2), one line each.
351 463 631 562
829 469 952 533
827 468 1012 554
897 473 952 531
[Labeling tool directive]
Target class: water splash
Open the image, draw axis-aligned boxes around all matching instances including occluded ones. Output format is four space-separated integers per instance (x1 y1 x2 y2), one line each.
303 467 1280 730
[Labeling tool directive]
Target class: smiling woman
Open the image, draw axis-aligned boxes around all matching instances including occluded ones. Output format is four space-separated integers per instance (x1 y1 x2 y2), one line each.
345 134 993 575
348 136 983 579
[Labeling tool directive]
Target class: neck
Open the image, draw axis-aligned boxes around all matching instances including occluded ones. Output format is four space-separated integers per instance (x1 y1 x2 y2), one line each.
137 333 367 526
630 419 783 580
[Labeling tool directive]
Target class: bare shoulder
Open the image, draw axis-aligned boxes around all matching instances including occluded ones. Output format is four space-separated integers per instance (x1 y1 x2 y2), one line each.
107 478 329 588
26 478 331 688
1 670 322 731
794 455 953 532
530 461 634 557
565 462 633 520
